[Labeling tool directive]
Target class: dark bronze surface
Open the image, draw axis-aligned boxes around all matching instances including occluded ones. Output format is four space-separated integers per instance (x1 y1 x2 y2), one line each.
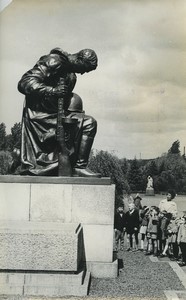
57 97 72 176
17 48 100 177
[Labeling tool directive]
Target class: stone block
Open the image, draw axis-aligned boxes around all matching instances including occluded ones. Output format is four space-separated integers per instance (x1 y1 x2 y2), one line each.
23 271 91 296
0 183 30 221
71 184 115 225
146 188 155 196
24 271 85 286
83 224 114 262
0 270 90 296
0 273 25 285
30 184 72 222
0 221 82 272
0 273 24 295
87 259 118 278
0 285 23 295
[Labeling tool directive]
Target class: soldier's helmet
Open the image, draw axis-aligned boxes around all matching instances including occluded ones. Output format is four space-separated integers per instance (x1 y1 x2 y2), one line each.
67 93 83 112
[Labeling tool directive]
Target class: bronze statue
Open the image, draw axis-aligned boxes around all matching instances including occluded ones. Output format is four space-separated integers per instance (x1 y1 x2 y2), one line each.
17 48 101 177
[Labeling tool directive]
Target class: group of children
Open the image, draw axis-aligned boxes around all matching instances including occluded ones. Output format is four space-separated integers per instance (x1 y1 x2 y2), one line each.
114 190 186 267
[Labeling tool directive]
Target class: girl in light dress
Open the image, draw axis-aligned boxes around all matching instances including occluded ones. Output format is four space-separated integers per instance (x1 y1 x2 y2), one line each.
139 206 150 251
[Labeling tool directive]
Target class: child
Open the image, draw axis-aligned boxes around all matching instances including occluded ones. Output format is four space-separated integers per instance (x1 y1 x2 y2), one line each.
158 210 170 255
177 212 186 266
167 216 179 260
139 206 150 251
125 203 140 251
134 193 142 211
160 212 172 257
146 206 159 256
114 204 126 251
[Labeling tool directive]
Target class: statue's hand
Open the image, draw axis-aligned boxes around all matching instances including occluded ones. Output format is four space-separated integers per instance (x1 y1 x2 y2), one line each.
53 84 68 97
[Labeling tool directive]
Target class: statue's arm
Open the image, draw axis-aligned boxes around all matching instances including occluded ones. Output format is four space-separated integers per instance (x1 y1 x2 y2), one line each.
17 55 67 98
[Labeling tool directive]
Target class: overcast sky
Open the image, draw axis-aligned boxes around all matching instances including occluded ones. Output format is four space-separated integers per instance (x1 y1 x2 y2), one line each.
0 0 186 159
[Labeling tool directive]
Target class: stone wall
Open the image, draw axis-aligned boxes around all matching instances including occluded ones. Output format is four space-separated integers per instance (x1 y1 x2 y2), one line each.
0 176 115 264
0 176 117 279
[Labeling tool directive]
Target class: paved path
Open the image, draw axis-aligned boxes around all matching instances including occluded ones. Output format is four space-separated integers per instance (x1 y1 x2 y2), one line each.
0 249 185 300
89 248 186 299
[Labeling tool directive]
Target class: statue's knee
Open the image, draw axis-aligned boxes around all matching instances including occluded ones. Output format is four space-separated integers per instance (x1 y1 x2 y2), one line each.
83 116 97 137
90 117 97 129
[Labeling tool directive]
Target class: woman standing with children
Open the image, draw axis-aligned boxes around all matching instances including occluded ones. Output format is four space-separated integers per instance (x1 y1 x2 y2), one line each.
159 190 179 259
113 190 186 267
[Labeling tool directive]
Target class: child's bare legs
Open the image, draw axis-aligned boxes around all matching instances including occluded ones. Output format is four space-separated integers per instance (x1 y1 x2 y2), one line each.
146 237 152 254
161 239 169 256
134 231 139 250
152 239 158 256
159 239 166 254
120 231 125 250
127 233 133 250
168 242 173 257
140 233 145 250
115 230 124 251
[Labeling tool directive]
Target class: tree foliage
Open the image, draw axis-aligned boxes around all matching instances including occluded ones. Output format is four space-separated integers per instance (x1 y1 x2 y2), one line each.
155 150 186 193
89 150 130 207
0 123 7 151
168 140 180 155
6 122 21 151
0 122 22 174
89 140 186 197
0 151 12 175
127 158 143 192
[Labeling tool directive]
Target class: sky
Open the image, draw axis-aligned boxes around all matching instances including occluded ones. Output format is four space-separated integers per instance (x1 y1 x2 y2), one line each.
0 0 186 159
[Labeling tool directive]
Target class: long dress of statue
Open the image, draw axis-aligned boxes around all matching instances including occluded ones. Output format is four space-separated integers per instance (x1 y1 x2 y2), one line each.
147 176 153 188
18 48 100 177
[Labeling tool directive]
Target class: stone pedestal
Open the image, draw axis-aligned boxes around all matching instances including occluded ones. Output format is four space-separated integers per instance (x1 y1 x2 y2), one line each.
0 270 91 296
0 221 82 271
0 175 117 296
146 187 155 196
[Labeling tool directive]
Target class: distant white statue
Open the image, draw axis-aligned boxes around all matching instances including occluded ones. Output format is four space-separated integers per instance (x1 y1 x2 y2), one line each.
147 176 153 189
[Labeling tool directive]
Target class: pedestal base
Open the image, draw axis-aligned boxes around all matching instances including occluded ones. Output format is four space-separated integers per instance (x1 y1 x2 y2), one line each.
87 259 118 278
0 270 90 296
146 188 155 196
0 176 115 265
0 221 83 271
0 175 117 296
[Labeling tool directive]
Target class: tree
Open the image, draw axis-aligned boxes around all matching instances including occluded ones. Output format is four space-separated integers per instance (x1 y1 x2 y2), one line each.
120 158 129 176
6 122 22 151
146 160 158 176
89 150 130 208
0 122 21 152
0 151 12 174
10 122 21 151
154 149 186 193
158 160 165 174
127 158 143 192
0 123 6 150
168 140 180 155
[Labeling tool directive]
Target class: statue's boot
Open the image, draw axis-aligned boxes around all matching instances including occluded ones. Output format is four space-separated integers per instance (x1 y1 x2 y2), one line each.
73 135 101 178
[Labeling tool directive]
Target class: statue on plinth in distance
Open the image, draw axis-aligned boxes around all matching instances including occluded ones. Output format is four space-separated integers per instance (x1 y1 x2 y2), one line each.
17 47 101 177
147 176 153 189
146 175 155 196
